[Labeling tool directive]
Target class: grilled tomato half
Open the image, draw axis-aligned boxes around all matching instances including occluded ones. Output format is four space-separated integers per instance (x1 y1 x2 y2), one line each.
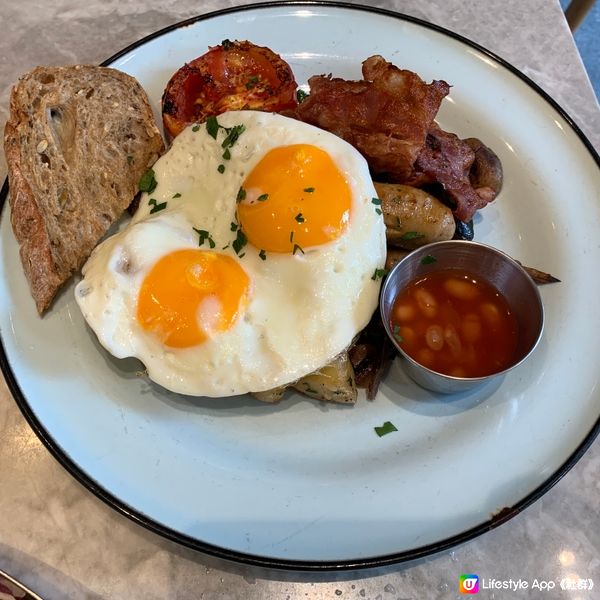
162 39 298 140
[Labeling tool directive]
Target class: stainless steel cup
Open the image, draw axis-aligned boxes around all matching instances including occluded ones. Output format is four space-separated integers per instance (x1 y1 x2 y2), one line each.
380 240 544 393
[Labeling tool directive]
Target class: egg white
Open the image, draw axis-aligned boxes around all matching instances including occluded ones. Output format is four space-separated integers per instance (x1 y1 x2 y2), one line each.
75 111 387 397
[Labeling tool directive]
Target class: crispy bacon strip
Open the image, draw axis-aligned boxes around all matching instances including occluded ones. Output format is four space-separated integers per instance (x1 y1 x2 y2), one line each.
292 55 450 180
407 123 491 222
292 55 500 222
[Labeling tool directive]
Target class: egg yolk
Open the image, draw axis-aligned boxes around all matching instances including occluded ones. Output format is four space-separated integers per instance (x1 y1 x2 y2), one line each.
137 249 249 348
236 144 351 253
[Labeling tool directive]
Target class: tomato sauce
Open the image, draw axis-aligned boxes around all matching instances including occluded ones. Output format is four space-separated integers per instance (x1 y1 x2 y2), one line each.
390 269 519 378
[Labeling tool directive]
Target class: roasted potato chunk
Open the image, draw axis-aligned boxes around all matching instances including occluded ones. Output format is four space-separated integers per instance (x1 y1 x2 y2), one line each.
292 352 357 404
251 352 357 404
251 387 286 403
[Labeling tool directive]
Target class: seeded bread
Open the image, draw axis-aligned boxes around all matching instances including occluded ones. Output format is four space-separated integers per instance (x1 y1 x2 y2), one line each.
4 65 164 313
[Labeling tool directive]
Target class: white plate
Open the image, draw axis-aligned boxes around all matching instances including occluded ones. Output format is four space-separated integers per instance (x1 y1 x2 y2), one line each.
1 2 599 569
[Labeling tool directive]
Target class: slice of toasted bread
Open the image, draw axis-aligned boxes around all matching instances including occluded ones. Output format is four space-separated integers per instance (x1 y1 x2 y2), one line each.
4 65 164 313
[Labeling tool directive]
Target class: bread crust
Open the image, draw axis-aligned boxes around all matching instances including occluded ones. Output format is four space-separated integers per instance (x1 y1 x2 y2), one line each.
5 120 63 312
4 65 165 313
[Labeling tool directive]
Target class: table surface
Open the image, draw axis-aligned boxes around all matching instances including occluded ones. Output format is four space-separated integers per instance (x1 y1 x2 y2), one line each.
0 1 598 599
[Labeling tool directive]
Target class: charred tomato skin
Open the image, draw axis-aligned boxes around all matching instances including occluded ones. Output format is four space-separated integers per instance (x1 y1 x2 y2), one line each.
162 40 298 140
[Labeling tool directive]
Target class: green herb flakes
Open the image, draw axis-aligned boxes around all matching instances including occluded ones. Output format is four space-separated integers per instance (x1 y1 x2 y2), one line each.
259 249 267 261
296 89 309 103
293 243 304 255
206 116 220 139
236 187 247 203
375 208 382 215
172 192 181 198
303 187 315 193
371 197 382 206
232 229 248 255
222 124 246 149
245 75 259 89
401 231 425 241
421 254 437 265
139 169 157 194
257 193 269 202
148 198 167 214
192 124 200 132
295 213 305 223
207 117 246 153
371 268 388 281
193 228 216 249
374 421 397 437
217 164 225 174
221 39 233 50
126 155 133 164
230 222 239 232
392 324 404 344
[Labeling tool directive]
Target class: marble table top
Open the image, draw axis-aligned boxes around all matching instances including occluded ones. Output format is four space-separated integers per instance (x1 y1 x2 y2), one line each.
0 1 598 598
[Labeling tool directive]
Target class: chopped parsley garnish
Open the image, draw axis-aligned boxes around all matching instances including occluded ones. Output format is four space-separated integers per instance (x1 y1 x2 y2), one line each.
295 213 305 223
221 39 234 50
259 249 267 261
126 155 133 164
217 164 225 173
148 198 167 213
296 89 309 103
193 228 216 249
303 187 315 193
222 244 230 250
421 254 437 265
221 124 246 149
374 421 397 437
172 192 181 198
289 231 294 243
232 229 248 255
392 324 403 344
206 117 246 157
371 197 381 206
375 208 382 215
245 75 259 89
257 193 269 202
236 187 247 203
206 116 220 139
139 169 157 194
230 222 239 231
192 124 200 132
293 243 304 255
401 231 425 241
371 268 388 281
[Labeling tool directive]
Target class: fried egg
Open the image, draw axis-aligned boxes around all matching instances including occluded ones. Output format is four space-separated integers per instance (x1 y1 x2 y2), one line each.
75 110 386 397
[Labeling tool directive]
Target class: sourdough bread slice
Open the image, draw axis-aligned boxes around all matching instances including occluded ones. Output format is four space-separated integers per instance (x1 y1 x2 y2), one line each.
4 65 164 313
